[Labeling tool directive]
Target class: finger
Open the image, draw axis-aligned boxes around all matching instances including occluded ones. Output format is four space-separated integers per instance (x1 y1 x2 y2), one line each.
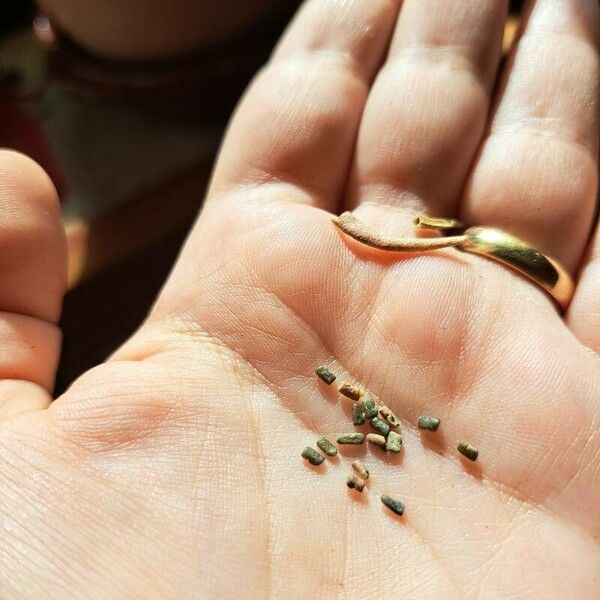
568 220 600 353
348 0 508 222
208 0 400 211
0 151 66 419
460 0 600 272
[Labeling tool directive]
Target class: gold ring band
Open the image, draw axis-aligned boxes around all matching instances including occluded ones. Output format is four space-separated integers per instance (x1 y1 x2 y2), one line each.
333 212 574 311
459 226 573 310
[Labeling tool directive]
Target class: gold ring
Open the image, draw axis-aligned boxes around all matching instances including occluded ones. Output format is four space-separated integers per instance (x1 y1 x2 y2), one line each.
333 212 574 311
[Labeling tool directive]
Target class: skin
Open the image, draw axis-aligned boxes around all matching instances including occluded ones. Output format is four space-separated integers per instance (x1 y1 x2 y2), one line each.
0 0 599 597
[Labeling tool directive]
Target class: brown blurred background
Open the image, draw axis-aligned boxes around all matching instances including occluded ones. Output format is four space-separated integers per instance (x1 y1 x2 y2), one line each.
0 0 524 394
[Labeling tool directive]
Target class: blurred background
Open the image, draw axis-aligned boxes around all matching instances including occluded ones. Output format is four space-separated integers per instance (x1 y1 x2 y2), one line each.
0 0 524 393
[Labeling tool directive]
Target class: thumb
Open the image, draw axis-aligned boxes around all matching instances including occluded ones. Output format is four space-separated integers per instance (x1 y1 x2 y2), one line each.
0 150 67 421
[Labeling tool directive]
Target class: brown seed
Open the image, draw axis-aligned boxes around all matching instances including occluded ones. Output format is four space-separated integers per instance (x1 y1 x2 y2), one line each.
337 432 365 445
338 382 365 401
316 437 338 457
379 405 401 428
351 460 369 480
352 402 366 426
370 417 390 437
386 430 402 453
346 474 366 492
366 433 386 447
301 446 324 466
315 365 336 385
457 441 478 462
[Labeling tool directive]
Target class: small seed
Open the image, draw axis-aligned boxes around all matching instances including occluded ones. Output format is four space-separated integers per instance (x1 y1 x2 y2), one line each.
370 417 390 437
316 437 338 457
366 433 386 447
362 395 379 419
352 403 366 426
386 430 402 453
315 365 336 385
338 382 364 401
346 474 366 492
301 446 324 466
381 494 405 516
418 415 441 432
337 432 365 445
457 441 478 462
351 460 369 480
379 405 401 428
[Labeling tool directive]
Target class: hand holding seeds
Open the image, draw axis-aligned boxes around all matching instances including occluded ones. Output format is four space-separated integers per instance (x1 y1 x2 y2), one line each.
302 368 480 515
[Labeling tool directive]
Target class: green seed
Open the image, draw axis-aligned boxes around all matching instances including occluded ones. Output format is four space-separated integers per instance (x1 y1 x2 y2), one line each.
316 437 337 457
457 441 478 462
379 405 401 428
381 494 405 516
386 430 402 453
338 382 365 401
337 432 365 445
352 403 366 426
301 446 324 466
418 415 441 432
370 417 390 437
315 365 336 385
351 460 369 480
366 433 386 447
362 395 379 419
346 474 366 492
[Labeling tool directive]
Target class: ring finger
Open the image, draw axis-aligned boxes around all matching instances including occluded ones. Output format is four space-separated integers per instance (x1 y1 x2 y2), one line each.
460 0 599 272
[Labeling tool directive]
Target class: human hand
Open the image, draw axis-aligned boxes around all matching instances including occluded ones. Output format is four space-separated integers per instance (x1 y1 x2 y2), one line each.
1 0 599 597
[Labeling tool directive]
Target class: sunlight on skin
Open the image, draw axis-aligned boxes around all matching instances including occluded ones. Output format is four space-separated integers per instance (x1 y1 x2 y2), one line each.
0 0 598 597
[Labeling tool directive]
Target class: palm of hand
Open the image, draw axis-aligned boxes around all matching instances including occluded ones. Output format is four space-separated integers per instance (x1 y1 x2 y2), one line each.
1 1 599 598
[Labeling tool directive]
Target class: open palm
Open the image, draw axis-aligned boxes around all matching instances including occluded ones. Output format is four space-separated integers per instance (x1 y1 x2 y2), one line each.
1 0 599 598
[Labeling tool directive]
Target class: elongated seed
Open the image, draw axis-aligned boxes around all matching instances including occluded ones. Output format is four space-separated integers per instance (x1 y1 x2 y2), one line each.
418 415 441 432
371 417 390 437
301 446 324 466
352 403 366 426
386 430 402 453
457 441 478 461
316 437 338 457
338 382 364 401
337 432 365 445
346 474 366 492
315 365 336 385
366 433 386 447
379 405 401 428
381 494 405 516
351 460 369 480
362 395 378 419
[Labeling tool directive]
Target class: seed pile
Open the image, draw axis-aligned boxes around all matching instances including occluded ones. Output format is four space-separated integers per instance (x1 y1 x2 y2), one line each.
304 365 480 518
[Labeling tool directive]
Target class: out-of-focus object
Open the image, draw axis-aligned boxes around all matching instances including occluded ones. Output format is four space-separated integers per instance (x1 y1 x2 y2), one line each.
34 3 300 118
36 0 294 60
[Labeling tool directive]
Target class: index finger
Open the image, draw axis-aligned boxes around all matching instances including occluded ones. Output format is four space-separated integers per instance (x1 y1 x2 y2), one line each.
207 0 400 212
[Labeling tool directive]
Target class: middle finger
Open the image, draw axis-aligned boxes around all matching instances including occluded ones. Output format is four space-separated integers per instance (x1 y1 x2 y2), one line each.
347 0 508 225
